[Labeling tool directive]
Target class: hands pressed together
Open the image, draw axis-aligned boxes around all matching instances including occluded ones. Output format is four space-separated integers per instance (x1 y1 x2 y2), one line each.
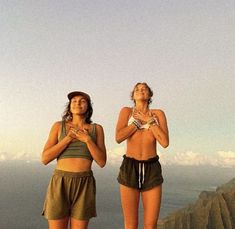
67 125 91 143
132 109 156 124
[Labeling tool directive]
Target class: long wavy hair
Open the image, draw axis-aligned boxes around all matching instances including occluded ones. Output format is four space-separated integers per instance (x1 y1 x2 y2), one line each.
130 82 153 105
62 97 93 123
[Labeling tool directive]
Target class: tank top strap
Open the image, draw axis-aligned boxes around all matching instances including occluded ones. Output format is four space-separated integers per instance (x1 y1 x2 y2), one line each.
61 120 66 135
91 123 96 140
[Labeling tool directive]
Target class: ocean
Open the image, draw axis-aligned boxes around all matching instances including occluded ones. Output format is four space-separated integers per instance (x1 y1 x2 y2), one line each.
0 161 234 229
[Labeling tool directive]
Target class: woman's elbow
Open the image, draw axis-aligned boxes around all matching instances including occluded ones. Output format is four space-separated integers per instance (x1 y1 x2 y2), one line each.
41 155 49 165
115 131 121 144
98 158 106 168
41 159 48 165
99 161 106 168
116 138 122 144
162 142 169 148
161 139 169 148
115 134 124 144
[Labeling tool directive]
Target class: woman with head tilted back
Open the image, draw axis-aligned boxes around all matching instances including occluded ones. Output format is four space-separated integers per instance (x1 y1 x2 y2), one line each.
41 91 106 229
116 82 169 229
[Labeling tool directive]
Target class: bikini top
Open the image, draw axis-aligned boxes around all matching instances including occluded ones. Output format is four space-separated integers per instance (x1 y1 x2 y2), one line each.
128 115 150 129
127 108 151 129
57 121 96 161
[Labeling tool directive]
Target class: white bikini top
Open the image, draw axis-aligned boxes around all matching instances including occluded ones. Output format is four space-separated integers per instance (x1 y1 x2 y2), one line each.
127 108 152 129
128 115 150 129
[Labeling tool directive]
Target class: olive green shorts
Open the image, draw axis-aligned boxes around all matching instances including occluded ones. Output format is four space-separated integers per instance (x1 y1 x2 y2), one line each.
117 155 163 191
42 169 96 220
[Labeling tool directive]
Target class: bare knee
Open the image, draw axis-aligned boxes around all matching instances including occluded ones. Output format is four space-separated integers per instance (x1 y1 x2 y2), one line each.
48 217 69 229
144 219 157 229
70 218 88 229
124 219 138 229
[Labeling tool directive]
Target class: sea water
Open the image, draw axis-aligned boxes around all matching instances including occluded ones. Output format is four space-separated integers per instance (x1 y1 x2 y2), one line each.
0 161 234 229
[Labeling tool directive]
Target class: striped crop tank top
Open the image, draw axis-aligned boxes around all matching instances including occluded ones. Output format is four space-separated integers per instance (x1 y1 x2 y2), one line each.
57 121 96 161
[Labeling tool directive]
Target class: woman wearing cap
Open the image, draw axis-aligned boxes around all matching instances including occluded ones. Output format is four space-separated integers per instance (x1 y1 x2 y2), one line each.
116 82 169 229
41 91 106 229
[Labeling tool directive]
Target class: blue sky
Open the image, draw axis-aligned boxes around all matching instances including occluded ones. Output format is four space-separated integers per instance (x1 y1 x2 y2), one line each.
0 0 235 166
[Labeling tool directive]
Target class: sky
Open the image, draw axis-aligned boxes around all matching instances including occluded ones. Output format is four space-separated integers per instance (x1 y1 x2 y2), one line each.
0 0 235 167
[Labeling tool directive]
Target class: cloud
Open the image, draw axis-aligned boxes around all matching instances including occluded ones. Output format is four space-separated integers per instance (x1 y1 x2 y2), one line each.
0 152 7 161
215 151 235 167
107 148 235 168
1 148 235 168
0 151 39 162
159 150 235 168
107 146 126 165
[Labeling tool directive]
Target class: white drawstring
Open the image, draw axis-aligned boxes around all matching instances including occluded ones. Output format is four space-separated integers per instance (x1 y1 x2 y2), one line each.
142 163 145 185
138 162 145 189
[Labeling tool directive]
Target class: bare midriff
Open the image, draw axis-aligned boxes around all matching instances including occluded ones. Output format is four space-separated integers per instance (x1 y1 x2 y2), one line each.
56 158 92 172
126 129 157 160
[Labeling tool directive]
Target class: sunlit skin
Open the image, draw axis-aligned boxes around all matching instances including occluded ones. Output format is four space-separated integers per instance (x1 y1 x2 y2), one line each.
41 95 107 229
116 83 169 229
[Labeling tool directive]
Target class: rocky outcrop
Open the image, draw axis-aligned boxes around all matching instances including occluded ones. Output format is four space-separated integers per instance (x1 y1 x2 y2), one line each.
158 178 235 229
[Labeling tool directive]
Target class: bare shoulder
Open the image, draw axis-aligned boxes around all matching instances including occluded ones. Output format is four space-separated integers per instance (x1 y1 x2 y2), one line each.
151 109 167 118
51 121 62 130
120 106 132 112
93 123 105 139
47 121 61 139
93 123 104 132
120 106 132 116
94 123 103 129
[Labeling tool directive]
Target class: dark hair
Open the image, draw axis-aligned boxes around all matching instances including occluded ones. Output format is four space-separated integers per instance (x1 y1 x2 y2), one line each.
62 95 93 123
130 82 153 105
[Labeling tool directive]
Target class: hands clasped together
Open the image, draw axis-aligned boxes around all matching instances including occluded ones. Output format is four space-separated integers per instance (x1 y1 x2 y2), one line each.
66 124 91 143
132 109 157 125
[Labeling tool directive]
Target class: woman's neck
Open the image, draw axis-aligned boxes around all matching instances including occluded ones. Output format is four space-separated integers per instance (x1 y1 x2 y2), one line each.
71 115 86 127
134 102 149 113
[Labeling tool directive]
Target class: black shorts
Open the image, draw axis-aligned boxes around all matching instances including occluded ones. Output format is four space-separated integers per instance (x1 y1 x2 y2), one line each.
117 155 163 191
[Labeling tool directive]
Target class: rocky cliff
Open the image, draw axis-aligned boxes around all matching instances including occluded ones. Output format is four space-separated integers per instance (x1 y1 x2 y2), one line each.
158 178 235 229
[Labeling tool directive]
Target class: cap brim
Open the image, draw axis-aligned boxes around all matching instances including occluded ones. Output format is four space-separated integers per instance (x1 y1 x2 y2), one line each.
67 91 90 100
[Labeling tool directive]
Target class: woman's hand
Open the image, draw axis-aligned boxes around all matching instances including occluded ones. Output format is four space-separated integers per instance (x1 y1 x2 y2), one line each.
133 109 153 123
70 127 92 143
66 128 77 140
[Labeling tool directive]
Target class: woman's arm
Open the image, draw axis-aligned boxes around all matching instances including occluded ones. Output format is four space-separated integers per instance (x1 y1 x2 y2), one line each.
86 124 106 168
115 107 138 144
41 122 73 165
149 110 169 148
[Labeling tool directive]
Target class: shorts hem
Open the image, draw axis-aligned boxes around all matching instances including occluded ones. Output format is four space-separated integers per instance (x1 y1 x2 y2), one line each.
71 214 97 221
42 212 70 220
117 179 138 190
117 178 163 192
142 179 164 192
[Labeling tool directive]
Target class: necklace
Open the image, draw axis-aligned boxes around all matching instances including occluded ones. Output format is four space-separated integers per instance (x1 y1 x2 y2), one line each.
134 107 150 114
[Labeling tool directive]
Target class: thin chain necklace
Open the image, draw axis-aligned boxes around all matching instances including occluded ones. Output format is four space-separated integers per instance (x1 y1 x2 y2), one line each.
134 106 150 114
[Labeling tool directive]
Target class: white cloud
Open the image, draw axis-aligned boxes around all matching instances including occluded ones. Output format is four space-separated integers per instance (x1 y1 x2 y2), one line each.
1 147 235 168
214 151 235 167
159 150 235 168
107 146 126 165
0 152 7 161
107 148 235 168
0 151 39 162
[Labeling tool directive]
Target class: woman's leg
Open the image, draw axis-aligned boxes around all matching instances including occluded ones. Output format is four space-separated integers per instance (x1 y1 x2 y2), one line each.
48 217 69 229
70 218 89 229
120 184 140 229
141 185 162 229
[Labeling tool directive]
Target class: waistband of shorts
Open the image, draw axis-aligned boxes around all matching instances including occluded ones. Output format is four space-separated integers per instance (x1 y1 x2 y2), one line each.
123 154 159 163
53 169 93 178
